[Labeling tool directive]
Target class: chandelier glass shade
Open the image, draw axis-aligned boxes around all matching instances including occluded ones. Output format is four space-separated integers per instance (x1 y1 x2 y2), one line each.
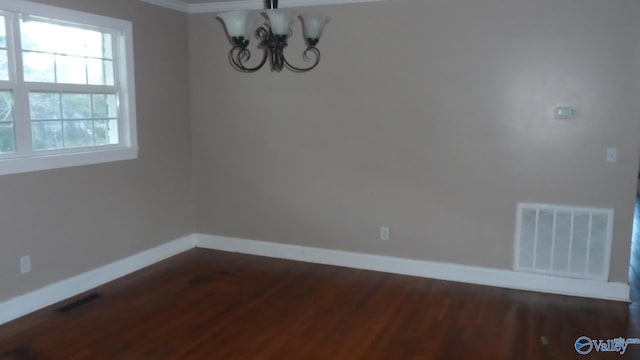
217 1 330 72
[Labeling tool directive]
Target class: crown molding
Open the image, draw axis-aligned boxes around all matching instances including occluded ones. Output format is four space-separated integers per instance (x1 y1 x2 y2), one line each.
140 0 384 14
139 0 190 12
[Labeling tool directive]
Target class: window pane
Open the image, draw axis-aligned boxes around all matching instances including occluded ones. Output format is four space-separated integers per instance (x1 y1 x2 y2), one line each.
30 91 120 150
32 121 63 150
104 61 114 85
30 92 61 120
92 94 107 117
61 93 91 119
63 120 93 148
87 59 114 86
0 91 15 153
0 91 14 121
0 16 7 81
87 59 102 85
0 122 15 153
56 55 86 84
93 119 119 146
21 20 53 53
21 18 115 85
23 52 55 83
103 34 113 59
94 120 108 145
58 27 102 57
21 19 104 56
0 16 6 48
0 50 8 81
81 30 105 58
106 94 118 118
107 119 118 144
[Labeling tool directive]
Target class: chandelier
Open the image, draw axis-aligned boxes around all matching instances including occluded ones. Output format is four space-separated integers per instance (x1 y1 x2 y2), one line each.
217 0 331 73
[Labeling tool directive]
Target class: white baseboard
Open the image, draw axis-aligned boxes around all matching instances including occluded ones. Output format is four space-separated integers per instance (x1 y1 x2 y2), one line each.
195 234 631 302
0 232 630 326
0 235 196 326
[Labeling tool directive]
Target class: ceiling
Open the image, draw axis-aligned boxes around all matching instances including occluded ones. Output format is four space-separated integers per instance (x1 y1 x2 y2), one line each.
139 0 383 14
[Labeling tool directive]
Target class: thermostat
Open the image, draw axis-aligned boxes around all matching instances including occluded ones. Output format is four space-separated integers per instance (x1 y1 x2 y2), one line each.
554 106 576 120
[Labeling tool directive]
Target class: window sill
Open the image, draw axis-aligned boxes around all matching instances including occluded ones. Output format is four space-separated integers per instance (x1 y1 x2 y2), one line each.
0 147 138 176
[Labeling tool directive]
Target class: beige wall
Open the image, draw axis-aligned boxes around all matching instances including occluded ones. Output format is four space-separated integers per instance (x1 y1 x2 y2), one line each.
191 0 640 283
2 0 638 304
0 0 194 302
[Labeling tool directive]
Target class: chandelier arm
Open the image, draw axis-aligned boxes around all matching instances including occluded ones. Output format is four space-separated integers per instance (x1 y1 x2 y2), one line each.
271 46 286 72
256 26 269 41
229 46 268 72
282 47 321 72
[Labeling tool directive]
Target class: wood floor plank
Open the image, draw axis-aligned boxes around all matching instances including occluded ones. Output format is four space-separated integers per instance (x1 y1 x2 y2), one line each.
0 248 636 359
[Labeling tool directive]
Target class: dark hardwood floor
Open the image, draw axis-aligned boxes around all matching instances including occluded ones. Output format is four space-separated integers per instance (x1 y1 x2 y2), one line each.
0 248 638 359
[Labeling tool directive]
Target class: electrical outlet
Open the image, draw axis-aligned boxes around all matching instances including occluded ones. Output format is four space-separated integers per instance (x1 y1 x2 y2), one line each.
20 255 31 274
380 226 390 241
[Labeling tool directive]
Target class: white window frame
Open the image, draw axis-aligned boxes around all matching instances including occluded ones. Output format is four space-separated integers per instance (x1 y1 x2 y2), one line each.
0 0 137 176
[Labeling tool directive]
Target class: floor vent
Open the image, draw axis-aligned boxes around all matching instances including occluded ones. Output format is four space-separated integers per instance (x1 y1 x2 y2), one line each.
56 293 103 313
515 203 613 281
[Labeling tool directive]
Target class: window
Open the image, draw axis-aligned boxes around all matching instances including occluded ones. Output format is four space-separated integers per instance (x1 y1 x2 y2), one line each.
0 0 136 175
